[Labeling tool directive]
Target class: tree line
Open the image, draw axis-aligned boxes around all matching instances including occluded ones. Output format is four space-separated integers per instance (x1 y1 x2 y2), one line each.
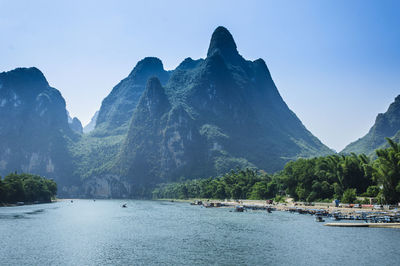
152 168 279 201
153 138 400 204
0 173 57 204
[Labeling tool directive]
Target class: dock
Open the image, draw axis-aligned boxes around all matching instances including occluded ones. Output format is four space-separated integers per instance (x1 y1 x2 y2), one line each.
325 223 400 228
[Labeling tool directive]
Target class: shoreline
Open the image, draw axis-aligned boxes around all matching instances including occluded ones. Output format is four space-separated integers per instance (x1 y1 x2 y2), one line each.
0 199 57 208
179 198 400 227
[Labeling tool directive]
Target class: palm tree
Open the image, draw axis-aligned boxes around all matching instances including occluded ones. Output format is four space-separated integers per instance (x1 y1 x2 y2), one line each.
374 138 400 204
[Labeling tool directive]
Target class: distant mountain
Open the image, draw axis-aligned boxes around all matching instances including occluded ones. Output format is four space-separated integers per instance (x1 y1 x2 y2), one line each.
0 67 79 194
67 111 83 134
83 111 99 133
82 26 332 197
342 95 400 155
69 117 83 134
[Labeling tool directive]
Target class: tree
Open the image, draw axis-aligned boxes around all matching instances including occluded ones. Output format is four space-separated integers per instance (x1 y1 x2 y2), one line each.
363 185 380 197
0 177 5 202
249 181 268 199
374 138 400 204
4 174 25 202
342 188 357 203
215 183 227 199
1 173 57 203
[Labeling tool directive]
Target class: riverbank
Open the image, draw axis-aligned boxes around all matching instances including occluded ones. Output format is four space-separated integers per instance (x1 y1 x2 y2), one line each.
179 198 400 226
0 199 57 207
177 198 378 212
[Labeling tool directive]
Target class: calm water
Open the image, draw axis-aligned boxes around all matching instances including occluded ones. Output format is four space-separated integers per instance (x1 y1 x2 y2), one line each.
0 200 399 265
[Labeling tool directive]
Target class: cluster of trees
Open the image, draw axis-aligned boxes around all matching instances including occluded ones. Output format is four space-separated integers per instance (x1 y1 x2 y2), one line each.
278 153 374 203
0 173 57 204
153 139 400 204
152 168 280 200
374 139 400 204
281 138 400 204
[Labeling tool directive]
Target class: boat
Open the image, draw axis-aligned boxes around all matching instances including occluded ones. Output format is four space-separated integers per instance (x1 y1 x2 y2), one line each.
203 203 212 208
192 200 202 205
315 215 325 222
234 206 244 212
122 203 127 208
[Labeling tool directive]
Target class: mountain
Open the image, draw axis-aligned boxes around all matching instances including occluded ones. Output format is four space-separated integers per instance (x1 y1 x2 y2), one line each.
342 95 400 155
0 67 79 194
94 57 169 136
69 117 83 134
1 27 333 198
67 111 83 134
91 26 332 197
83 111 99 133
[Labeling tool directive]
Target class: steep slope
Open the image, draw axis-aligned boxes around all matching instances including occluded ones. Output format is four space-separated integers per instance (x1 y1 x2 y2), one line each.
342 95 400 155
94 57 170 136
110 26 332 196
71 58 171 188
0 67 79 195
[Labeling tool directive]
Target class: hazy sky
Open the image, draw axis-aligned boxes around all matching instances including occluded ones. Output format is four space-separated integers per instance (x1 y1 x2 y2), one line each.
0 0 399 151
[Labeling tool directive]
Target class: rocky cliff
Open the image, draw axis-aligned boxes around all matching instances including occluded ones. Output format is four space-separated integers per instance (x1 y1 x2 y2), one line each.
342 95 400 155
0 67 79 195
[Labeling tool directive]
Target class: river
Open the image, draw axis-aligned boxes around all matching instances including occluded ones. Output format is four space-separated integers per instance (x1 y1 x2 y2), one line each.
0 200 399 265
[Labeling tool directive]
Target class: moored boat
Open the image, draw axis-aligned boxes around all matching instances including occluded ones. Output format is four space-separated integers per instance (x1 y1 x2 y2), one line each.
235 206 244 212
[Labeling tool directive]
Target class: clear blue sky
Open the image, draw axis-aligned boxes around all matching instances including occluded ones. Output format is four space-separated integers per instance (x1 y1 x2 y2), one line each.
0 0 399 151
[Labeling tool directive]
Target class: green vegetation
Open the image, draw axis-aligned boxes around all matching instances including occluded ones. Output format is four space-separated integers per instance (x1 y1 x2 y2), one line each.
278 153 374 203
0 173 57 204
69 134 124 179
373 138 400 204
152 168 279 200
153 138 400 205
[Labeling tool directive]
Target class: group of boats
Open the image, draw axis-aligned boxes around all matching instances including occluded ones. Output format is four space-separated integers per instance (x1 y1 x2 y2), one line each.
286 207 400 223
190 200 275 213
189 200 400 224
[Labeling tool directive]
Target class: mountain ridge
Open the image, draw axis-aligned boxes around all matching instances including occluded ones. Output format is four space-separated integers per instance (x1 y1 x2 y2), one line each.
342 95 400 155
